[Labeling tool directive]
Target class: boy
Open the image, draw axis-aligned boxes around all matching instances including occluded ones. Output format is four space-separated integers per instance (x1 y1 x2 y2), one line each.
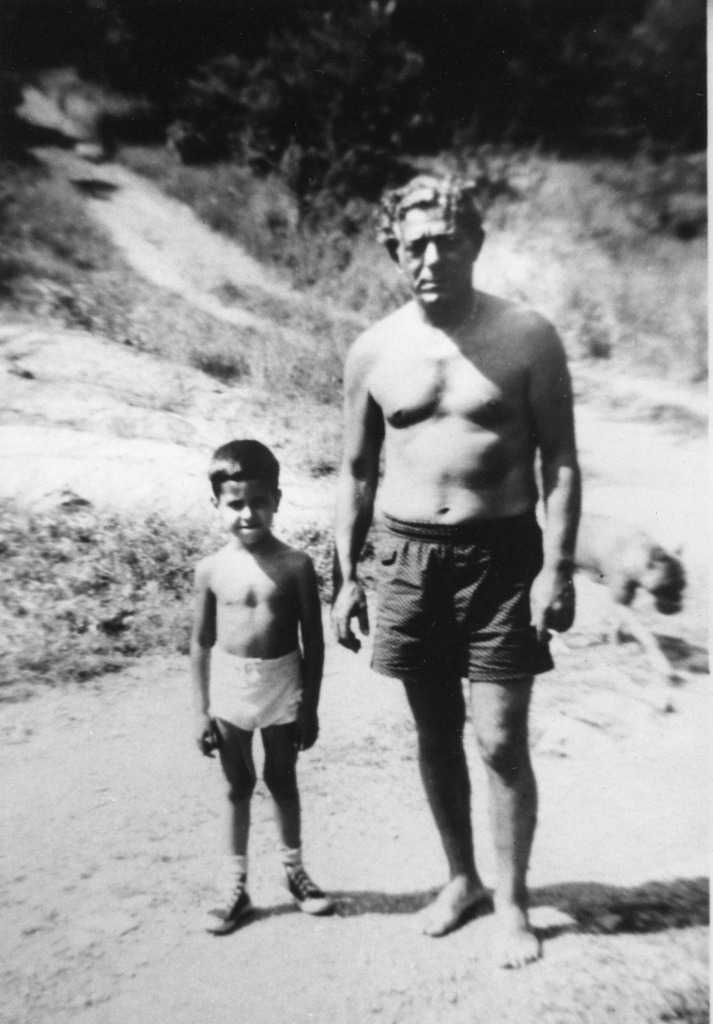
191 439 334 935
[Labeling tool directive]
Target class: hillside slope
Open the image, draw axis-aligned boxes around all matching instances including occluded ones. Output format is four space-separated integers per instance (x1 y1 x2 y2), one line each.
0 145 708 1024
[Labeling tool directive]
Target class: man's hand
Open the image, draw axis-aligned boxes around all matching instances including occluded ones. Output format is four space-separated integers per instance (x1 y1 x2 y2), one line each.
332 579 369 652
195 712 220 757
531 567 576 643
296 707 319 751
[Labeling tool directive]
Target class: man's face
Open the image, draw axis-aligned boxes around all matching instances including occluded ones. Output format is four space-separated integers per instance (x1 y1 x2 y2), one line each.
216 478 279 549
396 207 479 311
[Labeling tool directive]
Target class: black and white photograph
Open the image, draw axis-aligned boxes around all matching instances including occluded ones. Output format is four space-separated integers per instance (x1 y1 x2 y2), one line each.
0 2 708 1021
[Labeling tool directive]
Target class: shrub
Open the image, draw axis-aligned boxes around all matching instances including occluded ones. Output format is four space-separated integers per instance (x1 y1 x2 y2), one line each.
0 498 337 694
169 1 423 202
189 344 249 383
594 152 707 240
0 500 213 694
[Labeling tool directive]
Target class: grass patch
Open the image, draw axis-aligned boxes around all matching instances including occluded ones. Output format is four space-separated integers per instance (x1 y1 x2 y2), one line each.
120 145 409 319
0 161 118 317
9 144 703 395
189 343 249 383
450 153 708 384
0 499 212 694
0 158 347 405
122 145 707 385
0 158 193 348
658 979 709 1024
0 499 338 695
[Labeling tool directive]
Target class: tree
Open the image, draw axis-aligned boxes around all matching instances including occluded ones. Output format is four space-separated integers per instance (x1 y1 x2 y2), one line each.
626 0 706 150
171 1 425 198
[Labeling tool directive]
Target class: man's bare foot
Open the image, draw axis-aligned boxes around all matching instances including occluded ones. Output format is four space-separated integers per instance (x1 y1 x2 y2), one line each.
419 875 492 937
492 904 541 968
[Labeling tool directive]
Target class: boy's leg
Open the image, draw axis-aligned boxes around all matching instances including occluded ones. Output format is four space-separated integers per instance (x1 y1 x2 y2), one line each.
262 723 334 915
261 722 300 849
215 719 256 855
206 719 256 934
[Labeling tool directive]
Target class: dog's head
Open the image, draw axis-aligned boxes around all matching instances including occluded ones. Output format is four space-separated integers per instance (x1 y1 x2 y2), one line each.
640 547 686 614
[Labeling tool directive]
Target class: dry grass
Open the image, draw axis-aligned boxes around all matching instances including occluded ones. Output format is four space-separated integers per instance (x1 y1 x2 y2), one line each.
122 145 707 386
0 158 349 405
454 154 708 385
6 145 704 396
120 145 409 314
0 145 706 691
0 500 207 692
0 499 337 695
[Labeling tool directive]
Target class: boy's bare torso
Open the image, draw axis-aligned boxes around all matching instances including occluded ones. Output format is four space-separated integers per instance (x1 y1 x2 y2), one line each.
202 541 304 658
363 292 547 522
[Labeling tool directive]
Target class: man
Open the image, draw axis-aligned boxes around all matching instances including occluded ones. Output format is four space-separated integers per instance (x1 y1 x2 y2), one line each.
333 176 580 968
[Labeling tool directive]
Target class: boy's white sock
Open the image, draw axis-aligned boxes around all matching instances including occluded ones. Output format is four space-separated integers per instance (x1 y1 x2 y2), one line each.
280 847 302 870
224 853 248 882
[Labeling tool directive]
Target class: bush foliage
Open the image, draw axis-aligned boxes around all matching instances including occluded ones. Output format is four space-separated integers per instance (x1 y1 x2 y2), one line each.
0 499 337 694
2 0 706 198
0 500 209 692
167 2 421 202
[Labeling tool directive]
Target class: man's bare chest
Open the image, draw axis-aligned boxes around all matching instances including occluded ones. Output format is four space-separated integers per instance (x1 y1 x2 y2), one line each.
371 343 525 431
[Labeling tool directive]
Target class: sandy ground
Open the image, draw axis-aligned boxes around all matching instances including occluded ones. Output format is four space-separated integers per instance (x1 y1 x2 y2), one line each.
0 632 708 1024
0 148 709 1024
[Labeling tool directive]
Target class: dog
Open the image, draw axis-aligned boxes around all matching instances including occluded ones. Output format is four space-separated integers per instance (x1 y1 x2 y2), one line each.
573 512 686 700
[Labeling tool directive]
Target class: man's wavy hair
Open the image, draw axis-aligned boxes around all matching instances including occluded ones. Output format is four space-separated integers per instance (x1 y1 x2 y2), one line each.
377 175 484 262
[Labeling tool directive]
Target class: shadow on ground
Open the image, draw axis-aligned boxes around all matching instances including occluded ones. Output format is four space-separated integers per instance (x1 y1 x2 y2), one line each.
241 877 708 937
656 635 709 675
532 876 709 936
331 888 443 918
71 178 119 199
4 119 77 162
250 888 441 923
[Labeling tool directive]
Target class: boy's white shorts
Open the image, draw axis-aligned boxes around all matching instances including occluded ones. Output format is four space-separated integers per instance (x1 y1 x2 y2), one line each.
209 648 302 731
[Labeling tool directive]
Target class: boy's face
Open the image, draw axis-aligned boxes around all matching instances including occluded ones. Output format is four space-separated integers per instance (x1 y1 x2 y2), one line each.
215 479 280 549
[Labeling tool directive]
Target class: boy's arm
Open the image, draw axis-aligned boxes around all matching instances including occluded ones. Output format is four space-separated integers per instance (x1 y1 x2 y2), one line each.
295 554 325 751
190 558 218 756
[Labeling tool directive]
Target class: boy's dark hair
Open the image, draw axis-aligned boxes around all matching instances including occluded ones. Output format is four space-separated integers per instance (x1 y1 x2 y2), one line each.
209 440 280 498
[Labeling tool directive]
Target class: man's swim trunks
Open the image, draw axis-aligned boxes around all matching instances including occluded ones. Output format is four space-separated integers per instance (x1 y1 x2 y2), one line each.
371 512 554 684
209 648 302 731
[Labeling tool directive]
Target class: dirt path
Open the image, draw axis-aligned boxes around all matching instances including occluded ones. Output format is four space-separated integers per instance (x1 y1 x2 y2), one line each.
0 149 708 1024
1 631 708 1024
0 324 332 530
37 148 292 324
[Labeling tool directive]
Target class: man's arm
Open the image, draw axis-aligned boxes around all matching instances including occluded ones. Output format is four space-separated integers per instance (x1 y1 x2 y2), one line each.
294 554 325 750
528 323 582 639
333 337 384 651
189 558 218 755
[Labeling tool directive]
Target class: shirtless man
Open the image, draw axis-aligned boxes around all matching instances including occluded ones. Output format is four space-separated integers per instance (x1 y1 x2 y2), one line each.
333 176 580 968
